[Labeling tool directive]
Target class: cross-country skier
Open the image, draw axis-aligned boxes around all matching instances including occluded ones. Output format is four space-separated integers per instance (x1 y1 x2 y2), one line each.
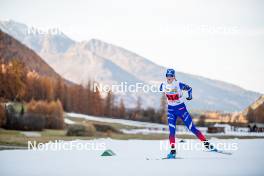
160 68 214 159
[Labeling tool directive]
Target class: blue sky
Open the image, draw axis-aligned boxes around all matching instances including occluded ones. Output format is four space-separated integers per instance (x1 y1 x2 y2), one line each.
1 0 264 93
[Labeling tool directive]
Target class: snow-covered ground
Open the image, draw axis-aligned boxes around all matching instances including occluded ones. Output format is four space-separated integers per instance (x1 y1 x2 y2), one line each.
67 112 168 129
67 113 264 137
0 138 263 176
64 118 76 125
20 131 41 137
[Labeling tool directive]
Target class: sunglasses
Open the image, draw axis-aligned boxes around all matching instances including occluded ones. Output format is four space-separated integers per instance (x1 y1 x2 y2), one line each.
166 74 174 78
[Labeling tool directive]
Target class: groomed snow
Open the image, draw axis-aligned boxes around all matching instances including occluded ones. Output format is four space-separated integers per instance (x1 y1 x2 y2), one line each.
0 138 263 176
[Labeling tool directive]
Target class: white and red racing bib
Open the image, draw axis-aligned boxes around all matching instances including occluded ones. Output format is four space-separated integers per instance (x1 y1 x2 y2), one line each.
160 81 183 106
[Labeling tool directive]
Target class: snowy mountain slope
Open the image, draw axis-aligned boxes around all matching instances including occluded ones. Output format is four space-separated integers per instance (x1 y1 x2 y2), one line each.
38 42 156 107
86 38 164 81
40 42 142 85
0 20 261 111
85 39 261 111
0 139 263 176
0 19 74 53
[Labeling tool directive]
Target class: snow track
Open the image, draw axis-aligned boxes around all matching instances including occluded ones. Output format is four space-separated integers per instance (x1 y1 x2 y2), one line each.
0 139 263 176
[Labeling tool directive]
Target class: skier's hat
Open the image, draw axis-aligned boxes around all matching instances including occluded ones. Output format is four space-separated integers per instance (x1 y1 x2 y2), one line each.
166 68 175 77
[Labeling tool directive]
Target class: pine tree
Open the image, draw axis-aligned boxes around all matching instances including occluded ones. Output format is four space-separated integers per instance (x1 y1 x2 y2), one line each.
92 87 103 116
136 96 142 112
104 91 114 117
160 94 167 124
118 98 126 118
84 81 92 114
132 96 142 120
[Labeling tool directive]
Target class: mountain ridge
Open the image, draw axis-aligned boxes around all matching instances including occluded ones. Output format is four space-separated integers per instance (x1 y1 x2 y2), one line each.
0 29 62 79
0 20 261 112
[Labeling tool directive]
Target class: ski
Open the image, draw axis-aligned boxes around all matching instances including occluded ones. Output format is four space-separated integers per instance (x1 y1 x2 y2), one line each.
146 157 183 160
162 157 183 160
207 148 232 155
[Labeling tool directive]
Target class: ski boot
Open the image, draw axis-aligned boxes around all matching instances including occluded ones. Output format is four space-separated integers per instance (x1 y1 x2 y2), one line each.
167 148 176 159
203 140 216 151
